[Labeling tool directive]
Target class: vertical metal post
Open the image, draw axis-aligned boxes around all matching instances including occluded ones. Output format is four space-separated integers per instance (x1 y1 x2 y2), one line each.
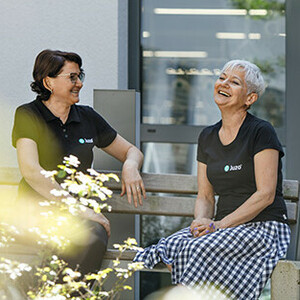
286 0 300 260
128 1 142 298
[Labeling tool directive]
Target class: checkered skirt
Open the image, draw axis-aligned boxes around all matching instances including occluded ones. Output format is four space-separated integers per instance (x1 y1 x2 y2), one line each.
134 221 290 299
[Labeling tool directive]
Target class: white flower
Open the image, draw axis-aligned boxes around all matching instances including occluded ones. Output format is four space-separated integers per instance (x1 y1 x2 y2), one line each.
97 191 107 201
50 189 69 197
113 259 120 266
39 201 51 207
35 296 66 300
76 172 91 184
125 238 138 246
63 155 80 167
64 268 81 278
127 262 144 271
40 211 53 217
41 170 57 178
98 174 109 182
87 168 100 177
68 184 86 195
69 206 79 215
79 197 89 206
62 197 77 205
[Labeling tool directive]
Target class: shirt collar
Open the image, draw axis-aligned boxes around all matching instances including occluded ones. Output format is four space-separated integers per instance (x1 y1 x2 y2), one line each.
66 104 81 124
35 99 81 124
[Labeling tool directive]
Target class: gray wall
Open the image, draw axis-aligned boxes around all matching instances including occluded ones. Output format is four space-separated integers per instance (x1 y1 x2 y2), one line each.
0 0 128 167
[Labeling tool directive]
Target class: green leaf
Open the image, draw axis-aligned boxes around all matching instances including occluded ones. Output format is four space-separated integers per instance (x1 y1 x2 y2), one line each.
57 170 67 179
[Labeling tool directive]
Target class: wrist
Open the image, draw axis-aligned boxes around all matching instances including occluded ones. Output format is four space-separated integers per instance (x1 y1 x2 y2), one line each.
216 220 228 229
124 159 140 170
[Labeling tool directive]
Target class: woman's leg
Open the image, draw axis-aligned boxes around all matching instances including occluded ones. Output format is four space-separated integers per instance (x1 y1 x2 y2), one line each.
61 220 108 275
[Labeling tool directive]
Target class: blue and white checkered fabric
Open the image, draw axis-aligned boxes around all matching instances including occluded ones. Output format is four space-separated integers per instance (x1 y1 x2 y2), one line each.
134 221 290 300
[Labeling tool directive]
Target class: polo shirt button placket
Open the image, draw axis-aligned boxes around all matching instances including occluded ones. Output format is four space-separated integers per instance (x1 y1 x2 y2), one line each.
61 123 68 139
63 128 68 138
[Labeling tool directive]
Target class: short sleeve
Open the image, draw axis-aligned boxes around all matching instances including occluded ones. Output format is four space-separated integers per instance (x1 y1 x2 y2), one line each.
197 129 208 163
253 122 284 158
12 107 39 148
88 107 117 148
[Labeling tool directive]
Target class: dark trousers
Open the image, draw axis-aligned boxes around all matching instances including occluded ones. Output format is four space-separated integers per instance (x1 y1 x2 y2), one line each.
60 220 108 276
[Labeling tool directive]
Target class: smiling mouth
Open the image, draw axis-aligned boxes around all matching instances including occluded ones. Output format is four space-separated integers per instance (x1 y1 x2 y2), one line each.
218 90 230 97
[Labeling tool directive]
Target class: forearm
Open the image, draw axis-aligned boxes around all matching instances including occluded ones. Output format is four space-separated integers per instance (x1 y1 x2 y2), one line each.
194 197 215 220
17 138 63 201
22 165 62 201
218 190 274 228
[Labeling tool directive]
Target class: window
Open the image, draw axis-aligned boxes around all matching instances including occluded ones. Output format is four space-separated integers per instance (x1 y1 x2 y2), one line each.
138 0 286 298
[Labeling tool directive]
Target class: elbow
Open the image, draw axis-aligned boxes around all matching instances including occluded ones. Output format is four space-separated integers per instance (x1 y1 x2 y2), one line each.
19 163 41 184
260 189 276 206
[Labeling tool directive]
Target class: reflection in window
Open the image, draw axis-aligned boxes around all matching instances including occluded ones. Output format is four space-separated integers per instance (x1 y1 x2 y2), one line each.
142 143 197 175
142 0 286 129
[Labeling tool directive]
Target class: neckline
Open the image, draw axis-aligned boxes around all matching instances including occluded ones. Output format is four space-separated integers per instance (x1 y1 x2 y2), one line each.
216 112 250 147
36 99 81 124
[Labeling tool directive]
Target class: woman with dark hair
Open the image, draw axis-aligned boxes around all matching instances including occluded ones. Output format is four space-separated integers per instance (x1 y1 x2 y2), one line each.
134 60 290 299
12 49 146 275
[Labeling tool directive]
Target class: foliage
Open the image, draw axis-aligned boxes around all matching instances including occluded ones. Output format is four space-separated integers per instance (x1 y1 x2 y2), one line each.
0 155 144 299
231 0 285 19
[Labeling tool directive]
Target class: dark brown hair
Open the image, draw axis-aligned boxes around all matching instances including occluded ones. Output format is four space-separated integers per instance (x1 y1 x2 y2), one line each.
30 49 83 101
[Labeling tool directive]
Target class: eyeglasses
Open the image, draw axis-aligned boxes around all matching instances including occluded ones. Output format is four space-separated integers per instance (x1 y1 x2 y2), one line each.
56 72 85 84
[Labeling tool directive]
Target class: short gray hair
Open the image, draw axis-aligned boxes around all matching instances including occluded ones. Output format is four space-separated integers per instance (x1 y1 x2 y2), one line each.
221 60 265 97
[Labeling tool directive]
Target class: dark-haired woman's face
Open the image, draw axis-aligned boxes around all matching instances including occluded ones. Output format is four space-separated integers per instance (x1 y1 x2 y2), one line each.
49 61 83 105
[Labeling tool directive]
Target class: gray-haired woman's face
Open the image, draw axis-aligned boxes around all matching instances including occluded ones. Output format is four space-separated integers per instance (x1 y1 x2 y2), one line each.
214 67 250 110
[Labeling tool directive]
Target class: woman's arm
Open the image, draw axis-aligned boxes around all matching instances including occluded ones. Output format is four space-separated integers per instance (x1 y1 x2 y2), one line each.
16 138 111 236
217 148 279 229
16 138 61 200
102 134 146 207
190 162 215 237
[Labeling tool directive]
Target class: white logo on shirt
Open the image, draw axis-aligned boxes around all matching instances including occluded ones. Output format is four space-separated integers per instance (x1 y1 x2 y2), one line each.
78 138 93 144
224 164 243 172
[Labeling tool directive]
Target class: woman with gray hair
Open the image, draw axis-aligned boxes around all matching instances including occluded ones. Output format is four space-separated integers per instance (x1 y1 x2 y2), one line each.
135 60 290 299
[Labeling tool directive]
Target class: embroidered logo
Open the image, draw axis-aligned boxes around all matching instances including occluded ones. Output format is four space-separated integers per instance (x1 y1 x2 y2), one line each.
78 138 93 144
224 164 243 172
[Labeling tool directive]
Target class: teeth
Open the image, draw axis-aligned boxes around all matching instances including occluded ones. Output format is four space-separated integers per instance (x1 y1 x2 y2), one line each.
219 91 230 97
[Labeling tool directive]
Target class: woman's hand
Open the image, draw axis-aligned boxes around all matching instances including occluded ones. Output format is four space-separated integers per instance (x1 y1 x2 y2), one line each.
102 134 146 207
80 207 111 237
121 161 146 208
190 218 220 238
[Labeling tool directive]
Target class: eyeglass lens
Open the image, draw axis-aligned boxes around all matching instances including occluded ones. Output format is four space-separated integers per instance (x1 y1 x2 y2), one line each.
70 72 85 83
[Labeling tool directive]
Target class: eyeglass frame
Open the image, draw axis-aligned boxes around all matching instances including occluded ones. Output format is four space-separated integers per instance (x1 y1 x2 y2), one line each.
56 72 85 84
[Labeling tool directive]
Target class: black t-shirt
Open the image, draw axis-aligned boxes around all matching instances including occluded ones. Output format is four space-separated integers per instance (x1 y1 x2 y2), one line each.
12 99 117 199
197 112 288 224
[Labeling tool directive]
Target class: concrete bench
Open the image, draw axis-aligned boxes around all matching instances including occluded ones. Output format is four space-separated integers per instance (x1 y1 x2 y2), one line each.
0 168 299 299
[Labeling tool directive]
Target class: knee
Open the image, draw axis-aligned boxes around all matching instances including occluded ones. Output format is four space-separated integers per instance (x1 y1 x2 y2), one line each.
91 222 109 250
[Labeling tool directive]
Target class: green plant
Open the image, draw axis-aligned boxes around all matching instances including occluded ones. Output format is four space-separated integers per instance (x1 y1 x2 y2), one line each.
231 0 285 19
0 155 144 299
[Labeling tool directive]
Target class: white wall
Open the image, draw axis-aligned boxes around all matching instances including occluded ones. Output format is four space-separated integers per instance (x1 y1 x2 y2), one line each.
0 0 128 167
